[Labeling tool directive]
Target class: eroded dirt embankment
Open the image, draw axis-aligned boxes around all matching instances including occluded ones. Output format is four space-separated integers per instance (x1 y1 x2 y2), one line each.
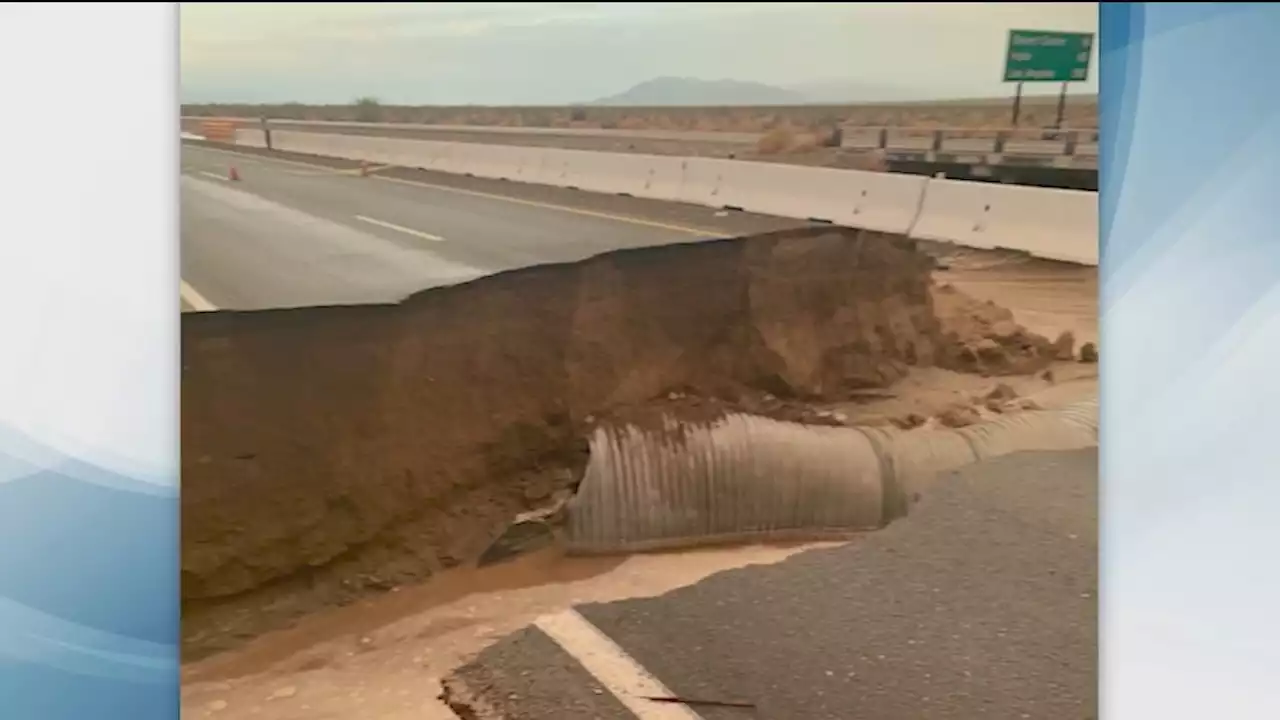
181 226 1057 655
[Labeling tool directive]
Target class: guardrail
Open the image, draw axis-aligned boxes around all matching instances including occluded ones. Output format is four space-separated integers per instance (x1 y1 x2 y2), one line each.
179 116 1096 155
840 125 1098 162
184 125 1097 266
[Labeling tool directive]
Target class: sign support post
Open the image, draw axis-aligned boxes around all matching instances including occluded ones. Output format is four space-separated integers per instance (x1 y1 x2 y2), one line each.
1011 81 1025 126
1054 81 1069 129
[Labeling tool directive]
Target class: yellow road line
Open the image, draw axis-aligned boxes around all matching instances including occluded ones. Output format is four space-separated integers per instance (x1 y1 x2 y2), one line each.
290 164 393 177
183 144 721 237
180 280 217 311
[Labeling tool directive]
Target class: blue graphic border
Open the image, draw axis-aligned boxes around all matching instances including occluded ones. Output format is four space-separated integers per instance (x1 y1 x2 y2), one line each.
5 3 1280 718
1101 3 1280 717
1 4 179 719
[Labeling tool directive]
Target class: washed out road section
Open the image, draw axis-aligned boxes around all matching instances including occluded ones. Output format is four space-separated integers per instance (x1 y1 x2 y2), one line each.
445 448 1098 720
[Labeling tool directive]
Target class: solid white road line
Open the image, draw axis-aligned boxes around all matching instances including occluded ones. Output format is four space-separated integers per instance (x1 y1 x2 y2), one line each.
353 214 446 242
180 281 217 311
534 609 704 720
197 170 229 182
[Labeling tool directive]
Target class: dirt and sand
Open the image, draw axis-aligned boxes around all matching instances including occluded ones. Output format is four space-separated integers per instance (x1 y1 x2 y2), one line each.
180 226 1097 719
181 96 1098 135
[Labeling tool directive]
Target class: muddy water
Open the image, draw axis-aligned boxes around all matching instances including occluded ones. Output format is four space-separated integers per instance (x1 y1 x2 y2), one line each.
184 551 619 683
181 543 832 720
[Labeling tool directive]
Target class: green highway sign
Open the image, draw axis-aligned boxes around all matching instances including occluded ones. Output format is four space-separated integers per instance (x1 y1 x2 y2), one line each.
1003 29 1094 83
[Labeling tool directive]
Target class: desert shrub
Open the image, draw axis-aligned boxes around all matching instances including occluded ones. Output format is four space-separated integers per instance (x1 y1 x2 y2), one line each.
756 127 795 155
353 96 383 123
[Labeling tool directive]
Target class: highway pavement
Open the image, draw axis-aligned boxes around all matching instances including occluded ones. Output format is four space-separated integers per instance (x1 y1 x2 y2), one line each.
179 144 804 311
445 448 1098 719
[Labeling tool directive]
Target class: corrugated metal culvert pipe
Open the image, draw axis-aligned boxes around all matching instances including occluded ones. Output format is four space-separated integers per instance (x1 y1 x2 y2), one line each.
563 399 1097 555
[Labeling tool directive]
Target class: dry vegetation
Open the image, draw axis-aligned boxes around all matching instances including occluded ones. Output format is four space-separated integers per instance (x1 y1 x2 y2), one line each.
181 95 1098 134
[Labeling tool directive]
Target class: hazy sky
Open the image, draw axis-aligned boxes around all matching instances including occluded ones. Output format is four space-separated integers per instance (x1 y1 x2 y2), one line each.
180 2 1099 105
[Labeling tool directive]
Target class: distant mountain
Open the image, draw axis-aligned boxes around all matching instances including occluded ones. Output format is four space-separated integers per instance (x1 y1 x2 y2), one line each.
590 76 808 107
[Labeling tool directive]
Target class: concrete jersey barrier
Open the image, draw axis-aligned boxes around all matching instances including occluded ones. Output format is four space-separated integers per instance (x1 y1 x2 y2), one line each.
910 178 1098 265
211 127 1098 265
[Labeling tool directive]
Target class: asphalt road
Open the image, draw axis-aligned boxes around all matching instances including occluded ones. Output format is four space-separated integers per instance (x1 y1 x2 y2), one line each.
180 144 805 310
445 448 1098 720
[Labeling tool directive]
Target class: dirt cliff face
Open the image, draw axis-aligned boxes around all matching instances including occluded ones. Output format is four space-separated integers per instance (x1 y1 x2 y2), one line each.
181 226 1053 653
